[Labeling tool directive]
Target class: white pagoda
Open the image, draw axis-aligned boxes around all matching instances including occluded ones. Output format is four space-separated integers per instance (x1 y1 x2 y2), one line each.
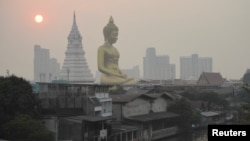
60 12 94 83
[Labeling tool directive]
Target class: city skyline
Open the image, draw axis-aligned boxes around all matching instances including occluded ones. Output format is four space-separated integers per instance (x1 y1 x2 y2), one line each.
33 44 214 81
1 0 250 81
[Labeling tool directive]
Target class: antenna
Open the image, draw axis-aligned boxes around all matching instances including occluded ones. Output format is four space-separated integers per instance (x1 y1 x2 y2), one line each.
6 69 9 76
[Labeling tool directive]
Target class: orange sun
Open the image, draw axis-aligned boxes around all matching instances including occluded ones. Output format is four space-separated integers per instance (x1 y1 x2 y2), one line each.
35 15 43 23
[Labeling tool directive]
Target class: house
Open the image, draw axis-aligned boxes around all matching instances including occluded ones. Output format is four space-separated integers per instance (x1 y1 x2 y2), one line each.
200 111 226 126
110 93 179 141
36 82 113 141
110 122 139 141
125 112 179 141
197 72 225 86
61 115 113 141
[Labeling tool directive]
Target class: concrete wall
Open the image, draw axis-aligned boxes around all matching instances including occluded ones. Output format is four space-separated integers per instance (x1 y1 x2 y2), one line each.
43 117 58 141
152 97 167 113
39 96 85 109
58 119 82 141
123 98 151 117
113 96 169 119
112 103 122 120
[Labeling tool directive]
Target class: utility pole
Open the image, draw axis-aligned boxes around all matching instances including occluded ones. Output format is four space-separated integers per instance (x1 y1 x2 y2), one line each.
86 86 88 115
67 69 70 82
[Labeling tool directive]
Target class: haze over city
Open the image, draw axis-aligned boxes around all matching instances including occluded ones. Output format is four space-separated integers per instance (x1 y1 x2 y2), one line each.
1 0 250 81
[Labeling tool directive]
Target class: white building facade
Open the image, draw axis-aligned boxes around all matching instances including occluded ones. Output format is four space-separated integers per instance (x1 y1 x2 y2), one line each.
122 65 140 79
180 54 212 80
143 48 176 80
34 45 60 82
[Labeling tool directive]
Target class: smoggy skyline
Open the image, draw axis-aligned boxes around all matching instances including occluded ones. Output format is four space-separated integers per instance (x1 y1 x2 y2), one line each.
1 0 250 81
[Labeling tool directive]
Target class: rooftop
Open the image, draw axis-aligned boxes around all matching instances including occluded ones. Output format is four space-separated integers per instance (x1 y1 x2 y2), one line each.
125 112 179 122
65 115 113 123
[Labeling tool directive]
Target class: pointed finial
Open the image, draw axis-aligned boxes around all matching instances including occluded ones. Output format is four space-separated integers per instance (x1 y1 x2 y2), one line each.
73 10 76 25
109 16 114 24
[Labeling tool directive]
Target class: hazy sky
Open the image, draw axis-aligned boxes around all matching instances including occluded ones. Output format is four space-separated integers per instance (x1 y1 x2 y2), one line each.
1 0 250 81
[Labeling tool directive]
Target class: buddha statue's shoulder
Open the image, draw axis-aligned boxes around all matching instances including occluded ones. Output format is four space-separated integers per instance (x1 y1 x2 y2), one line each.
98 44 106 51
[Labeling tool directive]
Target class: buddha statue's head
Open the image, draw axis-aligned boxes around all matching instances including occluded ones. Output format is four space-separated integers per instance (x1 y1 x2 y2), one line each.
103 16 118 44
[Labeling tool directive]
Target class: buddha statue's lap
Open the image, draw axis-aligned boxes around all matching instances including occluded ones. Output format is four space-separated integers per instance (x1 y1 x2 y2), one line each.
101 73 137 85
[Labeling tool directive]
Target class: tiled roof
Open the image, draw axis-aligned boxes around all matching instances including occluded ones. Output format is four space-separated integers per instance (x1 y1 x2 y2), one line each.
198 72 224 85
110 92 175 103
145 92 175 100
110 94 147 103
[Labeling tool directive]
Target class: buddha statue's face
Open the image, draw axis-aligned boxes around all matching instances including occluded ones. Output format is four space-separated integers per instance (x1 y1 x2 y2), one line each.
107 30 118 44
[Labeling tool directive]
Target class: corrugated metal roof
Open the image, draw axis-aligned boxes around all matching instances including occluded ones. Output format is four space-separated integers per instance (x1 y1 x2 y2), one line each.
65 115 113 122
111 92 175 103
110 94 145 103
200 111 220 117
126 112 179 122
89 97 101 106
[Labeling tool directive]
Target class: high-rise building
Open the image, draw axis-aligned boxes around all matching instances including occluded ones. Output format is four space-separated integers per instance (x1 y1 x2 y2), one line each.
60 12 94 83
180 54 212 80
143 48 176 80
122 65 140 79
34 45 60 82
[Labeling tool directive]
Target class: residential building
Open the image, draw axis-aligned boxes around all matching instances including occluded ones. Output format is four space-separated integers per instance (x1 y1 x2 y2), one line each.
200 111 226 127
110 93 179 140
122 65 140 79
143 48 176 80
60 12 94 84
180 54 212 80
36 82 113 141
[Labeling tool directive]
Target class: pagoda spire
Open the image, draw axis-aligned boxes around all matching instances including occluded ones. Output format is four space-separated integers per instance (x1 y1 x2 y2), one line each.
73 10 76 26
70 11 79 34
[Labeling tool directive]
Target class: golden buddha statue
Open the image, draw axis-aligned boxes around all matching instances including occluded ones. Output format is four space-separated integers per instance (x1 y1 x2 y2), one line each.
97 16 138 85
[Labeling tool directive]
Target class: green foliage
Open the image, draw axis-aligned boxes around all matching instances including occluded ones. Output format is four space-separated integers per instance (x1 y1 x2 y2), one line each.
243 72 250 84
180 92 200 101
242 105 250 122
168 98 200 131
0 75 41 119
181 91 229 110
240 84 250 123
3 114 54 141
201 92 229 110
0 75 54 140
242 83 250 93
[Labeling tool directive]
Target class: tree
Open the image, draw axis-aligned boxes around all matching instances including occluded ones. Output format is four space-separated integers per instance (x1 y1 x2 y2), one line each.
241 84 250 123
243 71 250 84
200 92 229 110
3 114 54 141
0 75 54 140
0 75 41 120
168 98 200 132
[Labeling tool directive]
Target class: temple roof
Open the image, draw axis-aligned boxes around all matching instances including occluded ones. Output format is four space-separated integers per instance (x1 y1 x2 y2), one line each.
197 72 224 85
